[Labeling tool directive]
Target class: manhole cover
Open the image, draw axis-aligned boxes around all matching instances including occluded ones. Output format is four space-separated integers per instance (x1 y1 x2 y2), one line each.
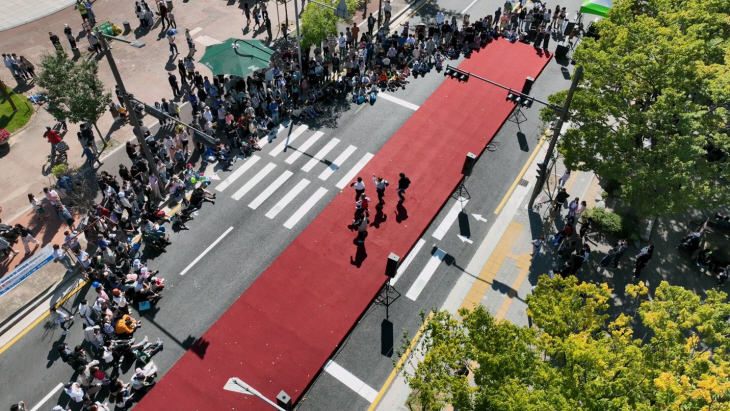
518 179 529 187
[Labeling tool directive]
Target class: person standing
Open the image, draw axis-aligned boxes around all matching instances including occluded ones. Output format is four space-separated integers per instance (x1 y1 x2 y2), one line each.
58 205 76 231
78 300 95 327
185 29 195 56
168 33 179 56
168 72 180 96
168 10 177 29
44 126 63 159
558 169 570 188
349 176 365 201
158 0 170 29
372 174 389 206
612 239 628 269
244 3 251 26
51 306 74 335
579 217 592 240
63 24 77 50
566 197 580 221
15 224 40 254
29 193 49 219
397 173 410 203
82 145 103 169
264 16 273 41
49 32 64 53
77 1 91 26
634 248 653 279
0 236 20 258
531 236 545 255
87 30 102 54
367 13 376 36
351 23 360 45
354 193 370 225
356 215 369 244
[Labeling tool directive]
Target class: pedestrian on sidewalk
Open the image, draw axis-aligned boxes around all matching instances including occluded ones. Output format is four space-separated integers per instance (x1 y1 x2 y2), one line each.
51 306 74 335
87 30 102 54
158 0 171 29
185 29 195 56
64 24 77 50
531 236 545 255
82 145 103 169
253 6 261 28
372 174 389 205
0 236 19 259
78 300 95 326
354 193 370 225
612 239 628 268
558 170 570 188
3 54 18 77
566 197 579 222
634 248 653 279
397 173 410 203
265 16 273 41
44 126 63 160
15 224 40 254
384 0 392 21
570 244 590 275
168 10 177 29
58 205 76 231
83 0 97 25
553 188 569 211
49 32 64 54
168 72 180 96
574 200 587 222
600 242 620 267
168 33 179 56
43 187 63 213
349 176 366 200
244 3 251 26
579 217 592 240
28 193 49 219
367 13 376 36
356 215 370 244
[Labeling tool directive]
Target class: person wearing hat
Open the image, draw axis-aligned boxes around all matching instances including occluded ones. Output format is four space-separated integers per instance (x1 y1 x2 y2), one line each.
112 288 129 314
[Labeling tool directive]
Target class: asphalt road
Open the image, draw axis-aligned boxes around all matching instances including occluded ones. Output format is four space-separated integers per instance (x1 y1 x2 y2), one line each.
0 0 586 408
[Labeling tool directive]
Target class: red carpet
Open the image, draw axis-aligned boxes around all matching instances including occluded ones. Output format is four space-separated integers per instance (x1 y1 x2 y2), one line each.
139 41 551 410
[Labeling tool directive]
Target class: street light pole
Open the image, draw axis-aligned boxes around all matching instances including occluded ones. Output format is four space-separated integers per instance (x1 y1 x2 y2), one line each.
97 33 160 182
527 65 583 209
293 0 304 80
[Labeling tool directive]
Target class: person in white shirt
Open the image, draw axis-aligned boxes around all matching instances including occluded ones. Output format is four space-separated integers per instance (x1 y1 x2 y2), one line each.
51 307 74 335
436 11 445 28
349 176 366 201
338 32 347 59
558 170 571 188
78 299 95 326
112 289 129 313
52 244 74 271
64 382 85 403
372 174 389 205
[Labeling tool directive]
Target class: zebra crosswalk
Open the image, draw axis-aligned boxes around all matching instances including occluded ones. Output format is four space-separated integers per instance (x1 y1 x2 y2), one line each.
212 125 374 230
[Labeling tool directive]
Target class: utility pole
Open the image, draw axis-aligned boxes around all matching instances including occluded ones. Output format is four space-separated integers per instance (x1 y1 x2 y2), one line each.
97 33 160 183
293 0 303 79
527 65 583 210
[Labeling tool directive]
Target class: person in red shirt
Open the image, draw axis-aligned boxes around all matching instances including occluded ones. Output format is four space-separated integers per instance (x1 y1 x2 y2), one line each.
44 126 62 159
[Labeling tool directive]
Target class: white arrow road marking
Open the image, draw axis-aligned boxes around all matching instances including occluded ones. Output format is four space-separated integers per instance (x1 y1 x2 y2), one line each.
457 235 474 244
472 213 487 222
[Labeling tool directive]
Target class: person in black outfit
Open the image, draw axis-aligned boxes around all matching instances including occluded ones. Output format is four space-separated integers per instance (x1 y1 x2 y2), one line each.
397 173 410 203
49 32 63 53
553 188 570 211
63 24 77 50
168 72 180 97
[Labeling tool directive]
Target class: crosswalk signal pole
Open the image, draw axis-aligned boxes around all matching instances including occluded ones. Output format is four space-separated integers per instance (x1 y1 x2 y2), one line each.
527 66 582 210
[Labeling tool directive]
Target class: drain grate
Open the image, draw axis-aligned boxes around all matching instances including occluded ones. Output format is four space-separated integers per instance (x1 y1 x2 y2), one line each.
518 179 529 187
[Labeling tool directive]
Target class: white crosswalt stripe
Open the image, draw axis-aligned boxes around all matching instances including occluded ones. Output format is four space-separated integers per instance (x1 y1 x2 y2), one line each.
302 138 340 172
215 156 261 192
335 152 375 189
258 124 286 150
405 248 447 301
432 198 469 240
265 179 310 219
270 125 308 157
283 187 328 229
391 238 426 285
323 360 379 403
378 92 420 111
232 162 277 201
248 170 293 209
318 145 357 181
286 131 324 164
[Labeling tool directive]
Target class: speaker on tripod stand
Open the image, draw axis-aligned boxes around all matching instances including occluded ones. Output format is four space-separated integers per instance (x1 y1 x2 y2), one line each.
455 153 474 201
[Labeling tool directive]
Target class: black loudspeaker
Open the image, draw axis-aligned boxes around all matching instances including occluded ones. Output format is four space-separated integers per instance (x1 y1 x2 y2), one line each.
555 43 569 59
385 253 400 278
461 152 477 176
521 77 535 95
563 21 575 36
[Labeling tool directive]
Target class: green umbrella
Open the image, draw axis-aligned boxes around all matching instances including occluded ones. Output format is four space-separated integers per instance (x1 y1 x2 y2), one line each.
198 38 275 77
580 0 612 17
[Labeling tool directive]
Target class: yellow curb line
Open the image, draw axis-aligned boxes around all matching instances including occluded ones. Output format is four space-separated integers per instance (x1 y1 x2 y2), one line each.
367 311 435 411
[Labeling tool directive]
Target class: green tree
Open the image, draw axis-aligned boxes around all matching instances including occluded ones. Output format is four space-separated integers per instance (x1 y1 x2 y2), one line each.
299 0 359 50
542 0 730 218
36 51 112 150
401 276 730 410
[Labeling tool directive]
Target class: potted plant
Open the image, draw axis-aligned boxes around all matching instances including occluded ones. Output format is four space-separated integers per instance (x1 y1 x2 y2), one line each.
0 129 9 146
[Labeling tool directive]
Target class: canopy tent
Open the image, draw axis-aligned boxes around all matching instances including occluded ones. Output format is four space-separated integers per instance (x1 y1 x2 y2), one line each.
580 0 612 17
199 38 274 78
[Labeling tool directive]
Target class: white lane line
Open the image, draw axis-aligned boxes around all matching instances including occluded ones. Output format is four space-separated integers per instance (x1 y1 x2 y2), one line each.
259 124 286 150
248 170 293 210
283 187 328 229
215 156 261 192
318 145 357 181
462 0 479 13
286 131 323 164
391 238 426 286
30 383 63 411
180 227 234 275
302 138 340 172
323 360 379 403
266 179 310 219
231 162 277 201
432 198 469 240
406 248 447 301
378 92 420 111
188 27 203 36
335 152 375 189
270 125 308 157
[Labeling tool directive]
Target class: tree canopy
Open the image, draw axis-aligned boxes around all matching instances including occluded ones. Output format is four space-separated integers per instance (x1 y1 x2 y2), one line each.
299 0 359 50
36 51 111 146
543 0 730 218
402 276 730 410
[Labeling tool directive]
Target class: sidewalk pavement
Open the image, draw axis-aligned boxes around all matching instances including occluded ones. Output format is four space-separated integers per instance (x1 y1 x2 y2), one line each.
0 0 75 31
375 151 723 410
